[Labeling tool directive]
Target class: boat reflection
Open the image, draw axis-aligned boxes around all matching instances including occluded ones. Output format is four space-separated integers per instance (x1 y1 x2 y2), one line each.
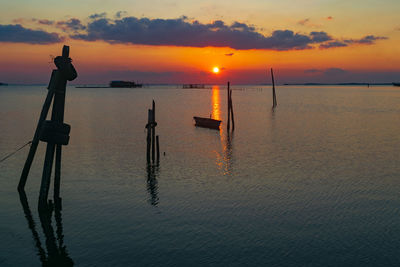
146 164 159 206
212 86 234 175
19 190 73 266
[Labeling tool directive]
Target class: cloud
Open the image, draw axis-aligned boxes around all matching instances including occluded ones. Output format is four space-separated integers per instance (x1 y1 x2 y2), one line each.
0 24 63 44
115 11 128 18
71 16 333 50
89 13 107 19
56 18 86 32
303 67 348 76
38 19 54 25
225 53 234 56
324 68 348 76
320 41 348 49
297 18 322 28
310 31 332 43
350 35 387 44
320 35 387 49
298 18 310 26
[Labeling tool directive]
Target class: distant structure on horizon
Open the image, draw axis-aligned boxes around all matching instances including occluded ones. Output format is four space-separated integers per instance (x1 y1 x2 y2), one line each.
109 80 142 88
182 84 205 89
0 82 8 86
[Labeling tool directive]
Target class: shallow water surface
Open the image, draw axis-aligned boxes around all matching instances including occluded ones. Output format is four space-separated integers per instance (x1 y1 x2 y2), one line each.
1 85 400 266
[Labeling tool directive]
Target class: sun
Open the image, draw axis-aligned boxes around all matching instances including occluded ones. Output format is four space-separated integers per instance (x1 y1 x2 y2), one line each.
212 66 220 74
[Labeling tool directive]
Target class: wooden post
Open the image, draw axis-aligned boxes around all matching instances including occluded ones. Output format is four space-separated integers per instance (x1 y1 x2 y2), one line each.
230 89 235 131
146 109 152 164
271 68 277 108
54 145 62 209
156 135 160 164
39 52 69 209
151 100 156 164
227 82 231 131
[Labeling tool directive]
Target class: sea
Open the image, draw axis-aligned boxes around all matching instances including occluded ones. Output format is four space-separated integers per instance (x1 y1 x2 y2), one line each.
0 84 399 266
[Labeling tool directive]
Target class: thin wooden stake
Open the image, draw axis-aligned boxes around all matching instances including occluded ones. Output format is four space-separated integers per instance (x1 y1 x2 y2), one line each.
271 68 277 108
156 135 160 164
18 71 58 191
146 109 151 164
151 101 156 163
227 82 231 131
230 89 235 131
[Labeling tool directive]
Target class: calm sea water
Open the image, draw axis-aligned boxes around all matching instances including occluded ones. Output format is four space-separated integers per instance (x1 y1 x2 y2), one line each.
1 84 400 266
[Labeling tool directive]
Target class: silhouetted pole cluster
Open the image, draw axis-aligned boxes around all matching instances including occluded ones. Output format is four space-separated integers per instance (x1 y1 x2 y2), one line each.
18 45 77 210
146 100 160 165
227 82 235 131
271 68 277 108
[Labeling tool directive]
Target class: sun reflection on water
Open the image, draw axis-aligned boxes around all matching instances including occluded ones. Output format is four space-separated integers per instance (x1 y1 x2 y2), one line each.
211 85 234 175
211 86 221 121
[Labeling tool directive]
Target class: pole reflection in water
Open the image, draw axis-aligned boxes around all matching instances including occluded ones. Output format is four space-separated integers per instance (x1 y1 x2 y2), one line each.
212 86 234 175
18 190 73 266
146 164 159 206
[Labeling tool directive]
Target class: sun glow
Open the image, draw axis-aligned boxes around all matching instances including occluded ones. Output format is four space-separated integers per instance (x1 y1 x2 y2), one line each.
213 66 220 74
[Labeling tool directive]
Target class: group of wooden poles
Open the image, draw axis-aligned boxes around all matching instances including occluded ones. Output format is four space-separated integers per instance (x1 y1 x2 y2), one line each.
18 45 77 210
146 100 160 165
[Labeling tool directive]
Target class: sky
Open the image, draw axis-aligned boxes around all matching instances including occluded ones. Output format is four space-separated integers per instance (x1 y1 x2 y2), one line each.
0 0 399 84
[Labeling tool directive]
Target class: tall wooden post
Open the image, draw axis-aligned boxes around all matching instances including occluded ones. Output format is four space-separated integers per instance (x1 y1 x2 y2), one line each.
146 101 159 165
39 46 74 209
146 109 152 164
227 82 231 131
151 100 156 163
271 68 277 108
230 88 235 131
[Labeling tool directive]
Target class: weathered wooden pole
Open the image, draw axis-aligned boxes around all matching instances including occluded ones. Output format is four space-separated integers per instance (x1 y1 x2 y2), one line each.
146 109 152 164
229 89 235 131
227 82 231 131
151 100 156 164
18 73 57 191
39 46 74 209
156 135 160 164
54 144 62 209
271 68 277 108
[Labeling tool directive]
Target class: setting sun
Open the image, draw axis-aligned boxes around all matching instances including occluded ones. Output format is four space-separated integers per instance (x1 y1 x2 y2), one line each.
212 66 220 74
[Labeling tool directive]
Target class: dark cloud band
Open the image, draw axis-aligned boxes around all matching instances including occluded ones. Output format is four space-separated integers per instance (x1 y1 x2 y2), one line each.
0 24 62 44
70 16 333 50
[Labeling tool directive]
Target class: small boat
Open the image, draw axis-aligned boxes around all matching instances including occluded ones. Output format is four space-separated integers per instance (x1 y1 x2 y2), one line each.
392 82 400 87
193 116 221 130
